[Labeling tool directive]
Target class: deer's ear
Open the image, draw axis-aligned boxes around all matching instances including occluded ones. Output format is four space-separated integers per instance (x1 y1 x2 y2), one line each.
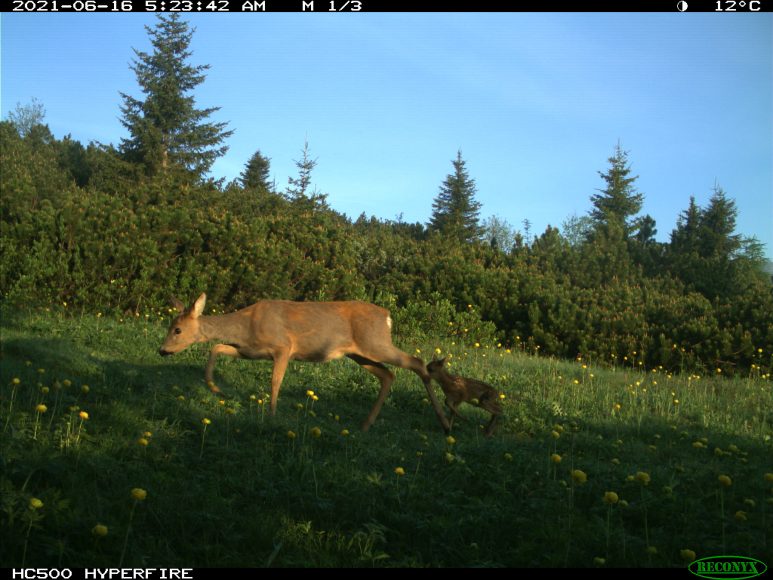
170 297 185 313
191 293 207 318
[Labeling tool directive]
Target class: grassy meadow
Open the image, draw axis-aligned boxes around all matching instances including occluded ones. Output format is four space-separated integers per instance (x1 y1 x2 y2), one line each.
1 306 772 568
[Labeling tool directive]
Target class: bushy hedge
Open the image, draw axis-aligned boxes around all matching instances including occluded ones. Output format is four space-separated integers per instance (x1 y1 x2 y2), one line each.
2 121 771 373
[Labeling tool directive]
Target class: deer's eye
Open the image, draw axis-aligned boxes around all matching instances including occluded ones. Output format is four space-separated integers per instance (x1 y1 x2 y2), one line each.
174 328 182 335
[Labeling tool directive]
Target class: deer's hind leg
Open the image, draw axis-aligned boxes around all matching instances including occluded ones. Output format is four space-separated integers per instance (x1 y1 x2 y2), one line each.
478 394 503 437
347 354 396 432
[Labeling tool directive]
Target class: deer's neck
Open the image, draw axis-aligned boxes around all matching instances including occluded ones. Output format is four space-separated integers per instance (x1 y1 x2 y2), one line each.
199 312 250 344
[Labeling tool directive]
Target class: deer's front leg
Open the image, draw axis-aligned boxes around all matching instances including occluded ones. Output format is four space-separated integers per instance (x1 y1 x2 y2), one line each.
206 344 243 394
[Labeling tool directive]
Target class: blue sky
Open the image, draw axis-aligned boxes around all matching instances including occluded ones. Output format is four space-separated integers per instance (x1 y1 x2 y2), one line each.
2 13 771 256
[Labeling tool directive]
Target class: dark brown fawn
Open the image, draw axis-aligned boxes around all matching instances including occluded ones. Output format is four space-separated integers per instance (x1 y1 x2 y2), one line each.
158 293 451 433
426 357 502 437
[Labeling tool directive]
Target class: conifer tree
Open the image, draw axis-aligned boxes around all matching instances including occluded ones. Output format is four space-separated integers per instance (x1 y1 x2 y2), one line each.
240 150 272 191
119 14 233 179
286 139 327 209
590 143 643 237
428 150 483 243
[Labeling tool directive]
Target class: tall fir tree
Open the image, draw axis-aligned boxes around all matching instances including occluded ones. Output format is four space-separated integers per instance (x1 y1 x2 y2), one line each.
428 150 483 243
240 149 272 191
668 186 761 300
286 139 327 209
590 143 644 238
670 196 702 255
119 14 233 179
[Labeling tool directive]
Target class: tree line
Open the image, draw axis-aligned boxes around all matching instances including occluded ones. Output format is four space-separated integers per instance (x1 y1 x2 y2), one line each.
2 14 771 374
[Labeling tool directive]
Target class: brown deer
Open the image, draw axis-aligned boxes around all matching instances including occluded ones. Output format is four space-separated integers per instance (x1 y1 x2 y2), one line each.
426 357 502 437
158 293 450 433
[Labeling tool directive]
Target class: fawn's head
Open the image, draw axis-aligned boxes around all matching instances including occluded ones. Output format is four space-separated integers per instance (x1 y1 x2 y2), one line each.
426 357 449 379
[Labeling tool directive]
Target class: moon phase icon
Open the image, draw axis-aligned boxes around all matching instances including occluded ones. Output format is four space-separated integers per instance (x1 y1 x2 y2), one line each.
677 1 688 10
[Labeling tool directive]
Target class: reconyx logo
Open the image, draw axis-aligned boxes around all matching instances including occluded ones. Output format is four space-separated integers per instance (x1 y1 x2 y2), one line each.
688 556 767 580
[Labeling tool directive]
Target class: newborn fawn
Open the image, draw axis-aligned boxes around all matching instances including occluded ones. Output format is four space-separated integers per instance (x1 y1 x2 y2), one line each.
426 358 503 437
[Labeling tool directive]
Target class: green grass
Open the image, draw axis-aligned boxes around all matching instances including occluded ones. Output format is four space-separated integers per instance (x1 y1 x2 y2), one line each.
1 307 772 567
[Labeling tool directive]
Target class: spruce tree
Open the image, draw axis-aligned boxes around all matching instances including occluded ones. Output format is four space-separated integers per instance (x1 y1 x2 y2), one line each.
590 143 643 237
286 139 327 209
119 14 233 179
240 150 272 191
428 150 483 243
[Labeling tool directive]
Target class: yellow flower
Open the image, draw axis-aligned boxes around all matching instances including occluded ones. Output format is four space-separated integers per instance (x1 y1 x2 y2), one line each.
287 430 297 439
635 471 651 486
550 453 562 464
571 469 588 485
130 488 147 501
612 403 621 412
11 377 21 385
295 403 304 411
311 395 319 402
310 427 322 438
81 385 90 394
553 424 564 433
306 389 315 397
611 458 620 465
394 467 405 476
551 430 561 439
744 498 756 508
603 491 619 505
593 557 606 566
143 431 152 438
503 453 513 462
734 510 747 521
63 379 71 387
681 549 697 563
35 404 48 414
79 411 89 420
29 497 44 510
646 546 658 555
137 437 149 447
444 452 455 464
692 441 705 449
435 348 442 355
446 435 456 445
499 393 506 400
764 473 773 484
718 474 732 487
201 418 211 426
92 524 108 537
340 429 350 436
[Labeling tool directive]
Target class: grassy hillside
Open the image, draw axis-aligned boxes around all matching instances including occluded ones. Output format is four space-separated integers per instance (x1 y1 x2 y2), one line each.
1 307 771 567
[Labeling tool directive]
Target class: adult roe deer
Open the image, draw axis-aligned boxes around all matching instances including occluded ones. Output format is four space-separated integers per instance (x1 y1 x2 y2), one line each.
426 357 502 437
159 293 451 432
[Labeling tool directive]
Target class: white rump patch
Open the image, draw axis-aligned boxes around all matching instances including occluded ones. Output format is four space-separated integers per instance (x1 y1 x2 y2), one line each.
386 315 392 329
